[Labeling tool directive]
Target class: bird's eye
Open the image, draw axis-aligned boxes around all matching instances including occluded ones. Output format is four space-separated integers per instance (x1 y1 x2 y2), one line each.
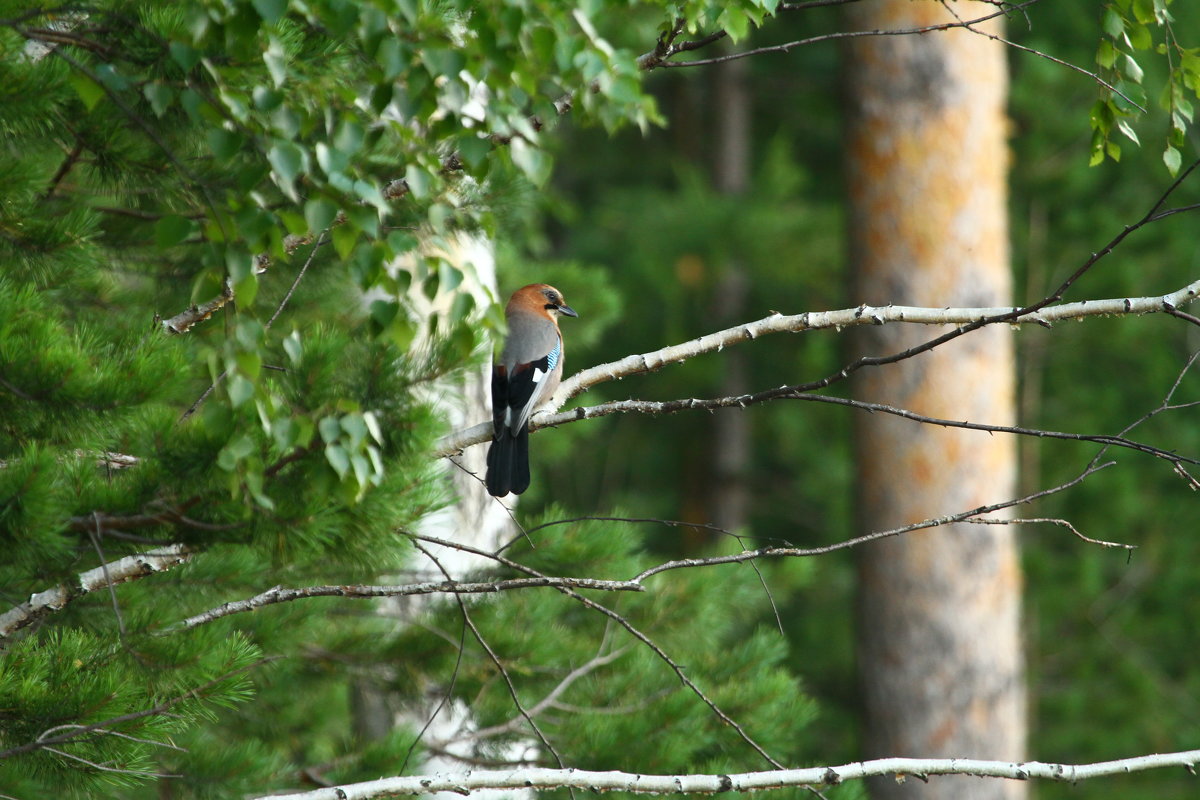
545 291 558 303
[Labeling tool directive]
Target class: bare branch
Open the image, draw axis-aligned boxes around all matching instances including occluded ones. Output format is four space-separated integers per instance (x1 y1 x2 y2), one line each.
435 279 1200 455
254 748 1200 799
176 576 644 631
938 0 1146 112
0 545 192 639
965 516 1135 550
410 534 785 770
413 542 568 773
629 460 1113 583
160 281 234 335
658 1 1023 67
518 391 1199 467
468 647 629 741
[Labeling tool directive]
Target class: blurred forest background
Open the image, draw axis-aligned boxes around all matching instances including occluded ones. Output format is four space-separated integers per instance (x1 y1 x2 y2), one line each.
2 0 1199 798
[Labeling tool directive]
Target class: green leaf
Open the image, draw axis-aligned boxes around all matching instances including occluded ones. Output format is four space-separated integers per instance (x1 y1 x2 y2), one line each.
305 198 338 233
376 37 405 80
1116 118 1140 145
457 134 491 168
228 375 255 407
318 415 341 444
233 270 259 308
236 350 262 380
267 141 305 199
272 416 297 450
1102 7 1125 39
369 299 399 332
282 331 303 365
252 86 284 112
363 411 383 445
439 260 463 292
209 129 244 161
332 225 358 259
68 73 104 110
388 231 419 255
252 0 288 23
334 120 365 155
423 47 465 79
350 453 370 487
94 63 129 92
144 82 175 116
1163 144 1182 175
315 142 349 175
510 139 552 187
1123 54 1144 84
264 37 288 87
217 434 256 470
325 443 350 477
340 413 368 448
1127 22 1152 50
155 215 194 248
169 41 200 70
720 7 751 42
404 164 432 197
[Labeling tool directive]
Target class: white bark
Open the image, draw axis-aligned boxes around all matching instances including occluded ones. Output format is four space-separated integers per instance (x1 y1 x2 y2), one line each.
255 749 1200 800
435 278 1200 455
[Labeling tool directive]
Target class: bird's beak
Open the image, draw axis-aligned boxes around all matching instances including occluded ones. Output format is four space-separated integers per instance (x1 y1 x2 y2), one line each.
557 304 579 318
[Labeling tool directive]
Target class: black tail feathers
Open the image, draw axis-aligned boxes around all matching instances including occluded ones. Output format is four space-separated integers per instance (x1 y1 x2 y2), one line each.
486 426 530 496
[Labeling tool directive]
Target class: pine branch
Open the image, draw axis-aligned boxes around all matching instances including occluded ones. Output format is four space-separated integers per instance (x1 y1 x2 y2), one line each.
253 748 1200 799
0 655 277 761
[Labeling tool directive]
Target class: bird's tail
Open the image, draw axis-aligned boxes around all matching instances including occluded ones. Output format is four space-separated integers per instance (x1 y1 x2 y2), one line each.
486 426 530 496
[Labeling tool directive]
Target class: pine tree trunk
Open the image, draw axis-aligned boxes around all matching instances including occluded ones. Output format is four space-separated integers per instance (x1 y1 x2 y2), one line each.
844 3 1025 799
710 51 751 532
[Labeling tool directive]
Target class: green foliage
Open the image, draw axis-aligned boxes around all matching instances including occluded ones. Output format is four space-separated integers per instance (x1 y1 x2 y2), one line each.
4 0 1197 796
1094 0 1199 173
392 514 821 785
0 0 830 796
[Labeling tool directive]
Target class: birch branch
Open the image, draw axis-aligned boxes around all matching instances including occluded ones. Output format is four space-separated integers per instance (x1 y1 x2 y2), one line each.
0 545 192 639
435 278 1200 455
176 577 644 631
256 749 1200 799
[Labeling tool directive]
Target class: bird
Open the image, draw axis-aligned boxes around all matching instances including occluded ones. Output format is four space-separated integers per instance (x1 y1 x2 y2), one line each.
486 284 578 497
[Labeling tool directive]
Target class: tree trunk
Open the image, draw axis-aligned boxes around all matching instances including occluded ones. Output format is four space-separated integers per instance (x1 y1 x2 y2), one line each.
710 50 751 532
844 3 1025 799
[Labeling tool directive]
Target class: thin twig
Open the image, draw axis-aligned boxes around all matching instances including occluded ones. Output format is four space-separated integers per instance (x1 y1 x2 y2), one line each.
175 576 644 631
410 533 786 770
965 516 1134 550
413 543 568 773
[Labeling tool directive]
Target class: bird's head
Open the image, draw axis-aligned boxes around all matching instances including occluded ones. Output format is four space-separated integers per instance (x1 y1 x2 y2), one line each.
511 283 578 320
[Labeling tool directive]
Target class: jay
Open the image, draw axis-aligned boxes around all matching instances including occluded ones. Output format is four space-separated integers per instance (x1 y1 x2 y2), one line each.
486 284 578 497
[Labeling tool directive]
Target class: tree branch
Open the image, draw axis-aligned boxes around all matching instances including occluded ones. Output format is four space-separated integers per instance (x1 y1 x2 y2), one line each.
410 534 785 770
435 279 1200 455
656 1 1029 67
254 748 1200 799
0 545 192 639
0 655 277 761
176 576 644 631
